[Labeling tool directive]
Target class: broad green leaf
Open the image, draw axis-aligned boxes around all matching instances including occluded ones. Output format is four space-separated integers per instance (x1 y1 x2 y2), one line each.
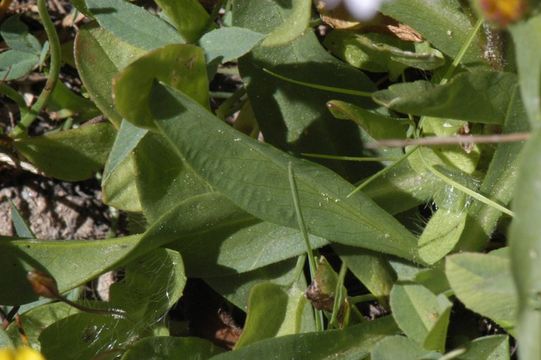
390 284 452 351
0 15 41 80
261 0 311 47
109 249 185 323
457 335 509 360
324 31 444 76
102 154 142 212
14 123 115 181
120 336 223 360
233 0 376 177
103 119 148 190
168 216 328 277
1 15 41 54
39 312 135 360
380 0 483 64
10 202 34 239
372 71 517 124
445 251 516 334
511 15 541 127
334 245 395 305
48 80 101 121
235 283 290 349
85 0 183 50
210 316 399 360
113 44 209 129
205 258 301 311
6 302 79 350
0 50 39 80
327 100 407 140
371 336 439 360
149 83 420 262
363 161 438 215
102 120 147 213
390 260 450 295
74 24 146 127
133 133 210 222
154 0 209 42
418 209 467 265
0 234 140 305
456 86 529 251
199 27 265 63
509 128 541 359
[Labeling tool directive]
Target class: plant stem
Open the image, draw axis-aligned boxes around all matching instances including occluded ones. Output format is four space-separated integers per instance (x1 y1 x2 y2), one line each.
288 162 324 331
418 148 514 217
366 132 531 148
440 17 484 85
9 0 61 138
329 262 347 329
302 153 400 162
346 146 418 198
263 68 372 97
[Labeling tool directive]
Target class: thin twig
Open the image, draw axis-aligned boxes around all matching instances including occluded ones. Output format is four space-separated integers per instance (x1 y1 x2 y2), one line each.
365 132 531 149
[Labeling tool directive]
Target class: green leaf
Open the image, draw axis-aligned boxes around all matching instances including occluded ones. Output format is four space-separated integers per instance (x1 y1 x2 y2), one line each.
102 153 142 212
75 24 146 127
113 44 209 129
155 0 209 42
327 100 407 140
1 15 41 54
509 128 541 358
205 259 301 311
168 216 328 277
6 302 79 350
334 245 395 305
418 209 467 265
380 0 483 65
445 251 517 334
233 1 376 177
14 123 116 181
456 86 529 251
120 336 223 360
371 336 439 360
103 119 148 190
372 71 517 124
511 14 541 127
109 248 185 323
457 335 509 360
389 284 452 351
85 0 184 50
47 80 101 121
260 0 311 47
0 234 140 305
363 160 438 215
324 31 444 76
235 283 290 348
10 201 34 239
199 27 265 63
0 50 39 80
39 312 135 360
133 133 209 222
211 316 398 360
149 83 420 262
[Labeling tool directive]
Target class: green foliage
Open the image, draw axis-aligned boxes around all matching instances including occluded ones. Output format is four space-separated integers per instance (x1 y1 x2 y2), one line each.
0 0 538 358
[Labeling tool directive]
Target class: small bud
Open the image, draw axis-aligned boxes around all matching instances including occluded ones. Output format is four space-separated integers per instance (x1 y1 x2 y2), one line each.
27 271 59 299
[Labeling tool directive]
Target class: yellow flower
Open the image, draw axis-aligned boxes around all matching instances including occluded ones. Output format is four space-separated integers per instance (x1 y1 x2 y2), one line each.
479 0 526 26
0 347 46 360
